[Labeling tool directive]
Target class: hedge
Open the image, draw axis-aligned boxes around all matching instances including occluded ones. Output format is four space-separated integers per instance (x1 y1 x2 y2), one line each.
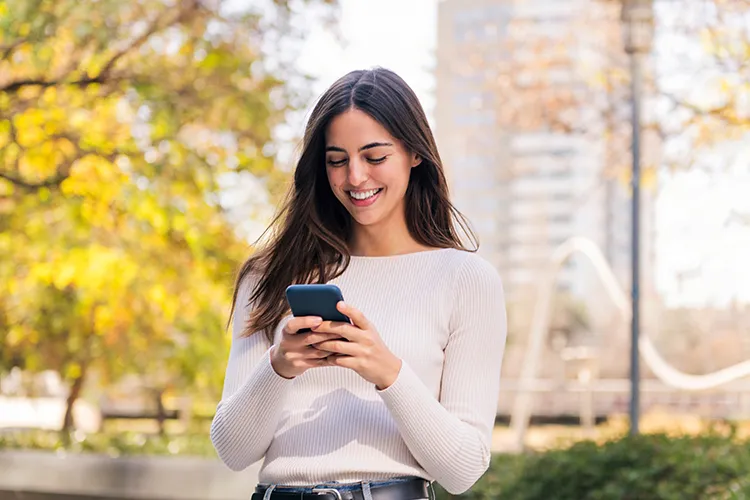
436 431 750 500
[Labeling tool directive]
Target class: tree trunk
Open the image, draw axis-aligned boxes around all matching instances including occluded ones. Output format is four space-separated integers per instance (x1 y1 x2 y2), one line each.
155 389 166 436
62 370 86 432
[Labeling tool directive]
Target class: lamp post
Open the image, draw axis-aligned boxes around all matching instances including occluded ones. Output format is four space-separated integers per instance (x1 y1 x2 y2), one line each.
621 0 654 436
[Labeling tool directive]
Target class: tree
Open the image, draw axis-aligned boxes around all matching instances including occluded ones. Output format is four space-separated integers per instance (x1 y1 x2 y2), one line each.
483 1 655 188
657 0 750 154
0 0 336 431
478 0 749 184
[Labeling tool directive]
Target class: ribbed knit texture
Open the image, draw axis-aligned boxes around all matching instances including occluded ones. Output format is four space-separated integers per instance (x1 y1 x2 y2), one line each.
210 248 507 495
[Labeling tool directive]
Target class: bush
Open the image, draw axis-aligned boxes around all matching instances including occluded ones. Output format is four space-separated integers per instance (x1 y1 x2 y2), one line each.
436 432 750 500
0 429 217 458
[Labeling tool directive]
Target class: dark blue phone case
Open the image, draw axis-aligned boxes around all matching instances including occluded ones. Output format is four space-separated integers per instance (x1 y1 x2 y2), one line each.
285 284 350 331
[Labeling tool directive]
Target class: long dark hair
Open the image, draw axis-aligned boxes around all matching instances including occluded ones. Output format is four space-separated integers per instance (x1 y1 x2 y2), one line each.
231 67 477 341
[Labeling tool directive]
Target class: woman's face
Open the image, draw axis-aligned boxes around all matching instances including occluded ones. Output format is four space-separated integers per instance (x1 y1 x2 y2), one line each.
325 108 420 230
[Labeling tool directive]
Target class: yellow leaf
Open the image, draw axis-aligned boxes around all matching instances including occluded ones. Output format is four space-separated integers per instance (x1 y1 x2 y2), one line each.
69 110 90 129
57 137 77 157
42 86 57 103
6 325 25 347
94 305 114 333
15 124 45 147
53 260 78 289
65 363 82 380
17 85 41 100
149 284 167 305
29 262 54 284
0 120 9 149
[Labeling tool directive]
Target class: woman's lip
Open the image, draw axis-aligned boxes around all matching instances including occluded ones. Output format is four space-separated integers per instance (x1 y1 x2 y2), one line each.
348 188 382 207
347 188 383 193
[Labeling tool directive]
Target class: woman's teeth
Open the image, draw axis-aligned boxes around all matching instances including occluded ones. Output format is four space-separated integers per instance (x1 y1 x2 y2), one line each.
349 188 381 200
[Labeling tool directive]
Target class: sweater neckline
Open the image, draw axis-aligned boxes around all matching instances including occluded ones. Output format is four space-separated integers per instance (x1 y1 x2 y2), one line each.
348 247 456 261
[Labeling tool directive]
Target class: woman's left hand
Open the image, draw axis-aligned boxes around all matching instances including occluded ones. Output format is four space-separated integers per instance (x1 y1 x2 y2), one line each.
312 302 402 390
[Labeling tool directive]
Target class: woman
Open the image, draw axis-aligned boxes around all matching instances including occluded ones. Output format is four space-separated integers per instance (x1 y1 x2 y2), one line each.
210 68 507 500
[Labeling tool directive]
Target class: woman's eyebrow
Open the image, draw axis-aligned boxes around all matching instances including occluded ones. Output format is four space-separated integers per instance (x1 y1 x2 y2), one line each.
359 142 393 152
325 142 393 153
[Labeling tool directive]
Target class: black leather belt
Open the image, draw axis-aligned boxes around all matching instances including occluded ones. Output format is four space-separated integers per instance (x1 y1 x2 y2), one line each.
251 478 431 500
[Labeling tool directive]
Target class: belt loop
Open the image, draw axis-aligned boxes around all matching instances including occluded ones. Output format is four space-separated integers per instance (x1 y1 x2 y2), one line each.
428 481 435 500
361 481 373 500
263 485 277 500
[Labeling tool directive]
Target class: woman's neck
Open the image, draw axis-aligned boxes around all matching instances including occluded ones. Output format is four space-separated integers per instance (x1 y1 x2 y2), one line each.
349 220 430 257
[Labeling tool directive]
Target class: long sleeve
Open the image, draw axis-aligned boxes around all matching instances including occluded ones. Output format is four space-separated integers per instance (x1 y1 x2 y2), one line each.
210 275 295 471
377 256 507 494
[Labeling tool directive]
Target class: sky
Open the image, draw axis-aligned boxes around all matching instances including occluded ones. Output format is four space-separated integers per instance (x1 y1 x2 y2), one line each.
655 144 750 308
232 0 750 309
294 0 438 122
653 2 750 308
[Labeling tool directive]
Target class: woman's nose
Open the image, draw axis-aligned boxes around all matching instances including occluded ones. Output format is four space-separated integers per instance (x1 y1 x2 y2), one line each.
347 159 369 187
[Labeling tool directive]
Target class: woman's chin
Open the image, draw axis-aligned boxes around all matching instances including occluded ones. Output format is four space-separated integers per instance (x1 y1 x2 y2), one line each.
346 208 386 228
350 214 381 227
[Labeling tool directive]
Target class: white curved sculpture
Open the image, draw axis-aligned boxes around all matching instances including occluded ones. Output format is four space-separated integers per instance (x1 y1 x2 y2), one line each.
508 237 750 451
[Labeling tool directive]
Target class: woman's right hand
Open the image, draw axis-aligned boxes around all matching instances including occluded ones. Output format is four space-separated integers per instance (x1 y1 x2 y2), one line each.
270 316 340 379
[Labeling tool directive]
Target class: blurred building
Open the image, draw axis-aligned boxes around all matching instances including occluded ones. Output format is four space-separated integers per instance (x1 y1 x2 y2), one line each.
435 0 658 324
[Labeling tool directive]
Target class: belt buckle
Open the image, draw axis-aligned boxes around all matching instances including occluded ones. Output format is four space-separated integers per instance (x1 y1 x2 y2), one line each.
311 487 343 500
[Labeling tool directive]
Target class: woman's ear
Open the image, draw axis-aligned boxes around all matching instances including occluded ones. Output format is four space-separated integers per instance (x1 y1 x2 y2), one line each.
411 153 422 168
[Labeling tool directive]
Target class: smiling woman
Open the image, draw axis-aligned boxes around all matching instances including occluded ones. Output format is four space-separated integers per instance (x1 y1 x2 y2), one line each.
325 110 421 230
210 68 508 499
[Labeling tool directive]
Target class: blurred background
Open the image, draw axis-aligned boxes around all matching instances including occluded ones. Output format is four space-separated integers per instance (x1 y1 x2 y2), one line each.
1 0 750 498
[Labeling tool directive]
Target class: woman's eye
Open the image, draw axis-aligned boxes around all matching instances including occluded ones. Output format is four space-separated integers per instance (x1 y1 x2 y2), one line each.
367 156 387 164
327 158 347 167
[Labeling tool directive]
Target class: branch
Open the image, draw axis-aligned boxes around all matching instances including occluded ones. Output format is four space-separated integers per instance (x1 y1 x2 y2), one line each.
0 2 198 94
0 133 127 192
662 91 750 127
97 3 186 79
0 169 71 190
8 118 19 146
0 37 27 61
0 155 77 190
187 149 221 195
0 72 111 94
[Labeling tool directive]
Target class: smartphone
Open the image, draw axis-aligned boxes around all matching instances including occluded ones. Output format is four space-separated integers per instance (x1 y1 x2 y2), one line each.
285 284 351 333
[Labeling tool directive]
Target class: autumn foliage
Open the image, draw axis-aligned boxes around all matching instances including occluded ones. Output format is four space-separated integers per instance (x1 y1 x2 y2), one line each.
0 0 334 430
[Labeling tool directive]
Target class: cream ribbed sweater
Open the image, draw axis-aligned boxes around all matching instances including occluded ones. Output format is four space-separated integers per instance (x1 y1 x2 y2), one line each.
210 248 507 495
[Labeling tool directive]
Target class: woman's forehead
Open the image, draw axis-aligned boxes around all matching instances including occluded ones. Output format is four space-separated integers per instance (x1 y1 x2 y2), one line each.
325 110 397 149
